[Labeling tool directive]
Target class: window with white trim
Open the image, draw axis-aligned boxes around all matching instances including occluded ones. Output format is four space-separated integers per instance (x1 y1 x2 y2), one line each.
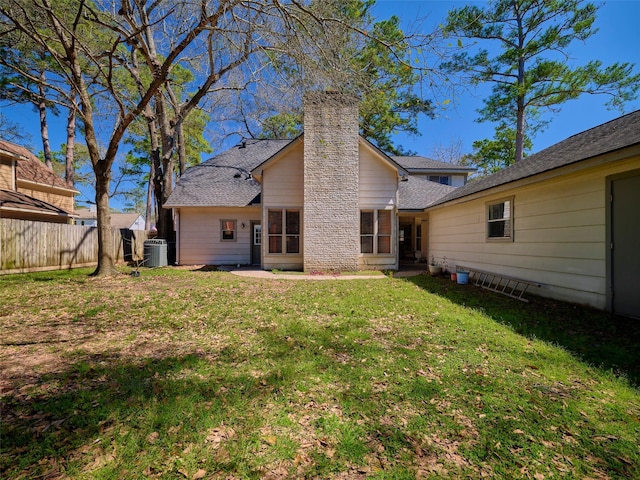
220 219 237 241
360 210 392 254
268 209 300 254
428 175 451 185
487 198 513 241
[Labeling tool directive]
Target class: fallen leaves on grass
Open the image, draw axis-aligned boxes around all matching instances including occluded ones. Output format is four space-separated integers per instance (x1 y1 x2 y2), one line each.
205 425 236 447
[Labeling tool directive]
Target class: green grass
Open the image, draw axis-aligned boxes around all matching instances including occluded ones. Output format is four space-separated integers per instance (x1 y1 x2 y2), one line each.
1 267 638 479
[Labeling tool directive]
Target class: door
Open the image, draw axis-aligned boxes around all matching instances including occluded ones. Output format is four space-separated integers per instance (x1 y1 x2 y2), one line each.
611 171 640 318
399 221 414 263
251 221 262 266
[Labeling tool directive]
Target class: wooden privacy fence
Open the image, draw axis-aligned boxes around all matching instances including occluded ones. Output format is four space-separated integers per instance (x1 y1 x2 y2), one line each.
0 218 150 274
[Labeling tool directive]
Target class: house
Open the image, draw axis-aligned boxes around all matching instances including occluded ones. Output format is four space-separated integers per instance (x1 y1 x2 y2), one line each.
0 140 77 223
165 92 639 317
165 92 464 271
74 209 146 231
111 213 146 231
424 110 640 318
74 207 98 226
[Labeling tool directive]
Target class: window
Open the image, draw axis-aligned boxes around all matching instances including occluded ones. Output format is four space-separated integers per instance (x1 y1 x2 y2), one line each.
428 175 451 185
360 211 374 253
253 224 262 246
268 209 300 254
361 210 393 254
285 210 300 253
487 198 513 241
268 210 282 253
220 219 236 241
378 210 392 253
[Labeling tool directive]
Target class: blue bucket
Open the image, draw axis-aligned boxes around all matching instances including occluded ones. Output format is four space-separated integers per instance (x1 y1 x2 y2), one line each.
456 271 469 284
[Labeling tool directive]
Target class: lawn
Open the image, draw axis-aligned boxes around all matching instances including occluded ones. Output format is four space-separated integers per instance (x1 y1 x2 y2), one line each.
1 267 638 479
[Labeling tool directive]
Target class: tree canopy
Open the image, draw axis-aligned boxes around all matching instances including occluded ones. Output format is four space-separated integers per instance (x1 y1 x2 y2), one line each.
443 0 640 168
257 1 436 155
1 0 438 275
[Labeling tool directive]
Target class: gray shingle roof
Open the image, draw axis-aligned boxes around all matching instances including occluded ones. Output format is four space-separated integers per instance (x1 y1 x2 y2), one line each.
165 139 291 207
165 137 462 210
428 110 640 208
398 176 457 210
392 155 475 172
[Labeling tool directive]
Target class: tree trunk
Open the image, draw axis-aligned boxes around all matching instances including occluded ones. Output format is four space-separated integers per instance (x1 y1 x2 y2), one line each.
156 168 174 241
65 101 76 185
145 161 154 231
177 121 187 176
515 101 525 163
153 91 176 240
92 161 119 276
38 72 53 170
153 147 174 241
515 4 526 163
152 144 165 237
146 119 160 233
152 158 174 240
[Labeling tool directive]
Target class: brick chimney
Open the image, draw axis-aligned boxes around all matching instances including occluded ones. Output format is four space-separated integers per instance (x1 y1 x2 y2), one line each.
303 91 360 271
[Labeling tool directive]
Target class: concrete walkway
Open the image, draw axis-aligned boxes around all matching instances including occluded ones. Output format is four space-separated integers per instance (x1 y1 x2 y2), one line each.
224 266 428 280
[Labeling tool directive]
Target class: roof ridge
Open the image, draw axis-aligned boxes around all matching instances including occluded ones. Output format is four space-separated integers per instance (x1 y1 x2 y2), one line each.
531 109 640 158
426 109 640 208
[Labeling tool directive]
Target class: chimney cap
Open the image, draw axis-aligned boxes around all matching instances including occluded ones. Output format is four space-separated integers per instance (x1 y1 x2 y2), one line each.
303 91 359 107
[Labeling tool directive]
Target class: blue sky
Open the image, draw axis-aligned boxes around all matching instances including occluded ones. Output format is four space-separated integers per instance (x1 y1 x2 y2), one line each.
372 0 640 156
2 0 639 211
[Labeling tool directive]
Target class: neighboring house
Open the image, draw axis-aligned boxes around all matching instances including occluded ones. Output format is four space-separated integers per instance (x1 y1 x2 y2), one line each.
74 207 98 227
165 92 461 271
425 110 640 318
74 209 146 231
0 140 76 223
112 213 146 231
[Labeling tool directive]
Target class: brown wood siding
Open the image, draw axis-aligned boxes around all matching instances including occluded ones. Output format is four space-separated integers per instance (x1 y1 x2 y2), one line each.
16 184 75 213
0 161 14 190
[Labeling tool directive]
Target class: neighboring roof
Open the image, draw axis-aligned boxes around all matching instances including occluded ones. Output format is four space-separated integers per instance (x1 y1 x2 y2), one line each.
0 189 73 217
74 208 97 219
0 139 30 160
165 139 291 207
428 110 640 208
398 176 457 211
111 213 143 229
392 156 475 173
0 139 76 192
